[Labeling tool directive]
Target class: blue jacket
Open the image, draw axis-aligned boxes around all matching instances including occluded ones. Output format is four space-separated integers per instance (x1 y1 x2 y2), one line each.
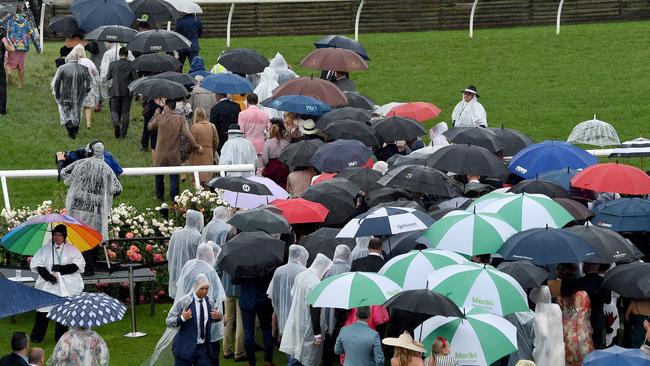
335 321 384 366
175 15 203 52
167 296 219 361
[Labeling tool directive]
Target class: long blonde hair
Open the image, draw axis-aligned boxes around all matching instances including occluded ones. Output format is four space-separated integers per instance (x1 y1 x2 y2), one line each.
192 107 208 124
394 346 421 366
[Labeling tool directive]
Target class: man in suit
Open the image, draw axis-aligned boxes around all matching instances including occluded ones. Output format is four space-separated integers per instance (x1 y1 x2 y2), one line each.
0 332 30 366
334 306 384 366
209 93 241 153
578 262 611 349
350 237 385 272
332 71 356 92
106 47 138 138
166 274 223 366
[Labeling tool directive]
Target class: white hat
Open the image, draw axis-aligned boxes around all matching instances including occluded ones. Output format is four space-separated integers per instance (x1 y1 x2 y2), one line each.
299 119 319 135
381 332 426 353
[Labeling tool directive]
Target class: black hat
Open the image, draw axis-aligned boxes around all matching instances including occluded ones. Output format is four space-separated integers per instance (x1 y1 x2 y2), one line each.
461 85 479 98
52 224 68 240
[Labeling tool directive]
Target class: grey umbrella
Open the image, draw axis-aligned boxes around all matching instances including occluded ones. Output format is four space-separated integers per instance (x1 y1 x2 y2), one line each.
378 165 462 197
228 208 291 234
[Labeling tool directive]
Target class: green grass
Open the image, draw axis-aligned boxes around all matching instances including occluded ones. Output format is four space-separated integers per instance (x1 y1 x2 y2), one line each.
1 21 649 210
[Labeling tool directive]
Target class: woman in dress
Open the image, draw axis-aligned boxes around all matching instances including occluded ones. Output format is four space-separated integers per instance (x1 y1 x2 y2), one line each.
426 336 458 366
261 120 290 187
382 332 425 366
558 277 594 366
188 107 219 187
283 112 303 141
625 298 650 347
48 327 109 366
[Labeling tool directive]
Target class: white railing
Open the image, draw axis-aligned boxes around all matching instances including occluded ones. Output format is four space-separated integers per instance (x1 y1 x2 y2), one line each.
0 164 255 209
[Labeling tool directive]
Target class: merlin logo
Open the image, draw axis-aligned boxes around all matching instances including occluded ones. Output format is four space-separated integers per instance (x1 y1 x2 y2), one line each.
471 296 494 308
242 184 250 192
305 105 317 112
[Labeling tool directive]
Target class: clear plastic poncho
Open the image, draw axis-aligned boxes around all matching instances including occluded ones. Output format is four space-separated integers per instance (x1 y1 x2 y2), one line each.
429 122 450 148
47 327 109 366
351 236 371 261
321 245 351 336
267 244 308 334
61 142 122 241
269 52 298 85
51 51 92 126
167 209 205 298
280 254 333 366
530 285 565 366
451 96 487 127
254 67 282 120
201 207 233 245
504 310 535 366
219 135 258 177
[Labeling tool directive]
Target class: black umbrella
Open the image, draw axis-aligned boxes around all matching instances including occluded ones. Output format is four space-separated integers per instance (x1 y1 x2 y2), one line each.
427 208 456 221
48 15 82 37
228 208 291 234
496 261 550 289
384 231 428 259
373 200 425 212
378 165 461 197
129 0 176 24
603 262 650 299
373 117 426 143
71 0 136 32
462 181 494 197
343 91 375 110
278 139 324 168
206 176 273 195
302 179 359 225
508 179 570 198
564 224 643 263
553 198 594 221
127 29 191 53
85 25 137 43
383 289 463 317
322 120 379 147
151 71 195 87
218 232 286 279
299 228 355 265
318 107 372 129
218 48 269 75
389 154 425 169
427 144 509 179
499 227 597 265
0 4 16 23
130 78 188 99
445 127 504 154
437 197 474 210
335 167 383 193
488 126 534 156
367 187 416 207
314 34 370 60
132 53 181 73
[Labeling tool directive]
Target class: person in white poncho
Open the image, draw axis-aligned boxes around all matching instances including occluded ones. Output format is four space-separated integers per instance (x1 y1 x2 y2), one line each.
167 209 205 299
254 67 282 120
529 285 565 366
451 85 487 127
269 52 298 85
202 207 233 245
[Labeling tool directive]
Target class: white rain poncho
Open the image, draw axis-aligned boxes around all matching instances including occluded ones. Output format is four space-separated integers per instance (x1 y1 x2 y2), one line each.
530 285 565 366
451 96 487 127
267 244 308 334
429 122 450 148
280 254 333 366
254 67 282 120
48 327 109 366
321 245 351 336
269 52 298 85
167 209 205 298
219 134 258 177
202 207 233 245
504 310 535 366
30 241 85 312
351 236 371 261
61 142 122 241
51 51 92 127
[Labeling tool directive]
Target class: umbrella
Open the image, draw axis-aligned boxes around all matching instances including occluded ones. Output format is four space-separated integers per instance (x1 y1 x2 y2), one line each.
262 95 332 117
384 289 463 319
496 261 550 289
422 210 517 256
379 249 468 290
318 107 372 129
383 230 428 258
553 198 594 221
373 117 426 142
0 4 16 23
126 29 191 53
488 126 534 156
466 191 513 211
222 176 288 209
343 91 375 109
200 73 254 95
322 120 379 147
301 179 358 225
272 77 348 107
428 207 456 221
48 292 126 327
278 139 324 168
366 187 416 207
428 144 509 179
128 0 175 23
508 179 570 198
314 34 370 60
571 163 650 195
602 262 650 299
583 345 650 366
308 272 402 309
386 102 441 122
375 102 405 117
310 139 372 173
591 198 650 232
427 263 529 316
48 15 82 37
71 0 135 32
375 201 425 213
218 48 269 75
227 208 291 234
270 198 329 224
609 137 650 158
335 167 383 192
218 232 285 279
509 140 598 179
130 78 187 99
538 168 582 190
84 25 137 43
163 0 202 15
149 71 195 87
337 206 434 239
132 53 181 73
445 127 504 154
567 115 620 147
0 278 66 319
378 165 461 197
414 307 517 366
206 176 272 195
1 214 102 256
300 48 368 72
565 224 643 263
499 227 597 264
298 228 355 265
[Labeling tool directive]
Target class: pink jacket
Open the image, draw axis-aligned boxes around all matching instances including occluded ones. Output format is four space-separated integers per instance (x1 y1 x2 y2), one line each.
238 105 270 154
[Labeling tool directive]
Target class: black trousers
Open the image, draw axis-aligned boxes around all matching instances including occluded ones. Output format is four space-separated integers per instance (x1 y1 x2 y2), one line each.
83 246 99 275
110 96 132 137
31 311 68 343
0 71 6 114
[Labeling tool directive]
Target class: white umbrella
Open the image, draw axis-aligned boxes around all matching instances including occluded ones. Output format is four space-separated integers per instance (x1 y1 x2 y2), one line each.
308 272 402 309
375 102 404 116
379 249 468 290
567 115 620 147
609 137 650 158
163 0 202 14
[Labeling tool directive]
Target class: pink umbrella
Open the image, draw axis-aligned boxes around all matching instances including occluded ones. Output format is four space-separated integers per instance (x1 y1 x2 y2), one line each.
223 176 289 209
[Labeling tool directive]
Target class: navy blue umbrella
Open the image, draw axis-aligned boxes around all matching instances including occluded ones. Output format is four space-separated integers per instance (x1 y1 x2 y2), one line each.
538 168 581 190
314 35 370 60
583 345 650 365
591 198 650 232
499 227 597 265
262 95 332 116
48 292 126 327
508 140 597 180
71 0 135 32
602 262 650 299
0 278 65 318
200 73 254 95
310 139 372 173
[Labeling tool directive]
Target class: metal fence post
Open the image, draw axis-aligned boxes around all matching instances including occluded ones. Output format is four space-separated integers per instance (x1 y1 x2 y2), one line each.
123 263 147 338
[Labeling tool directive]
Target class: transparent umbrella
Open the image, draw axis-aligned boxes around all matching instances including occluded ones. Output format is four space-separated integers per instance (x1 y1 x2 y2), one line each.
567 115 620 147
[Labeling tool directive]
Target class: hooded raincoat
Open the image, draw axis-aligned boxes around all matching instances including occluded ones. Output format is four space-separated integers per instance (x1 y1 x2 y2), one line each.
218 133 257 177
351 236 371 261
267 244 308 335
269 53 298 85
167 209 205 298
504 310 535 366
429 122 450 148
530 285 565 366
321 245 351 336
202 207 233 245
253 67 282 120
51 51 92 128
451 96 487 127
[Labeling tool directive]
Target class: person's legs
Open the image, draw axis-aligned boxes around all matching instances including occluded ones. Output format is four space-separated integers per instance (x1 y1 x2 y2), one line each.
85 107 93 128
173 355 192 366
17 54 25 89
240 308 257 365
155 175 164 201
120 96 132 137
223 297 235 357
256 301 274 363
209 341 220 366
31 311 49 342
83 246 99 276
141 117 150 151
5 65 13 86
110 97 122 138
234 297 245 358
169 174 180 201
193 343 212 366
0 72 6 115
54 321 68 342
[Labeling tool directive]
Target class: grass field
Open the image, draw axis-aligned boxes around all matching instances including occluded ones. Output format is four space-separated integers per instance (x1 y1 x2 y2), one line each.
1 21 650 210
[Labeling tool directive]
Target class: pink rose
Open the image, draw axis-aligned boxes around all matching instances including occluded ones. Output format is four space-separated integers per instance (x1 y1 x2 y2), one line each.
111 243 119 249
125 232 135 239
59 208 68 215
107 250 117 260
153 253 164 263
145 244 154 253
129 244 139 252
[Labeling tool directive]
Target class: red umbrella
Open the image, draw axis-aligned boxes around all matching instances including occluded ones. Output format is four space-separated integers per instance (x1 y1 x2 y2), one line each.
272 77 347 107
271 198 330 224
387 102 442 122
312 173 337 185
571 163 650 195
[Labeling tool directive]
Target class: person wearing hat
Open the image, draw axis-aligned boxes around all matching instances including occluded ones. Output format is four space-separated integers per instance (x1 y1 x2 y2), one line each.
451 85 487 128
29 224 85 343
218 124 257 177
210 93 242 153
382 331 425 366
295 119 324 142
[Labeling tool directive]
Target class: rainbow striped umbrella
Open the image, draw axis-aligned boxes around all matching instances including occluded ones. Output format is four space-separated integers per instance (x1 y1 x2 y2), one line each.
1 214 102 255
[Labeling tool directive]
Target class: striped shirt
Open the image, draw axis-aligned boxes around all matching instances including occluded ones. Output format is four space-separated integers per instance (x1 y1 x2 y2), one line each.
425 355 459 366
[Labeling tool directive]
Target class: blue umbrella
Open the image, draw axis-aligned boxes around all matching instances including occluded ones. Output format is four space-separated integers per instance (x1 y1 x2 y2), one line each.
499 227 597 265
262 95 332 116
508 140 598 179
0 278 66 318
48 292 126 327
200 73 254 95
71 0 136 32
538 168 581 190
591 198 650 232
310 139 372 173
583 345 650 366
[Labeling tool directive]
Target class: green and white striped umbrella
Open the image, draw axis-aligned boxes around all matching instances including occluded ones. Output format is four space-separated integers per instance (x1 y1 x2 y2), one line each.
379 249 469 290
308 272 402 309
466 190 511 211
422 210 517 256
414 307 517 366
427 263 528 316
472 192 574 231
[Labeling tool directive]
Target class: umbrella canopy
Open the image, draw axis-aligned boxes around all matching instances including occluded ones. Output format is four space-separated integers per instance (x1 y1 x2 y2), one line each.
384 289 463 318
496 261 550 289
0 4 16 23
262 95 332 117
128 0 175 23
314 34 370 60
48 292 126 328
383 230 428 258
602 262 650 299
308 272 402 309
222 176 288 209
379 249 468 290
271 198 329 224
567 115 620 147
591 198 650 232
553 198 594 221
272 77 348 107
71 0 135 32
387 102 441 122
565 224 643 263
126 29 191 53
132 53 181 73
218 232 285 279
571 163 650 195
310 139 372 173
538 168 581 190
437 197 474 210
428 144 509 179
84 25 137 42
488 126 534 156
149 71 194 87
499 227 597 264
609 137 650 158
218 48 269 75
227 208 291 234
583 345 650 366
298 228 355 265
337 207 434 239
427 263 529 316
378 165 461 197
163 0 202 14
278 139 324 168
300 48 368 72
301 179 358 225
343 91 374 109
130 78 187 99
422 210 517 256
509 140 598 179
48 15 82 37
335 167 383 193
1 214 102 255
366 187 416 207
200 73 254 95
318 107 371 128
445 127 504 154
322 120 379 147
508 179 570 198
373 117 426 142
0 278 66 319
206 176 273 195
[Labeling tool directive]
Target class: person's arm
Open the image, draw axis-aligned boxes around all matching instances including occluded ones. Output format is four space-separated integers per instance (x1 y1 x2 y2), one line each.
36 266 57 284
197 18 203 37
96 333 110 366
2 37 14 52
334 331 344 355
373 331 385 366
55 263 79 275
212 125 219 153
261 142 270 167
165 300 186 327
310 305 322 338
181 118 202 152
106 63 114 81
148 110 161 131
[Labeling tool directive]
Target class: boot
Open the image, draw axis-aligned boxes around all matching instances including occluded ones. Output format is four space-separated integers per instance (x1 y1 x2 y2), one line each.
114 126 121 139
